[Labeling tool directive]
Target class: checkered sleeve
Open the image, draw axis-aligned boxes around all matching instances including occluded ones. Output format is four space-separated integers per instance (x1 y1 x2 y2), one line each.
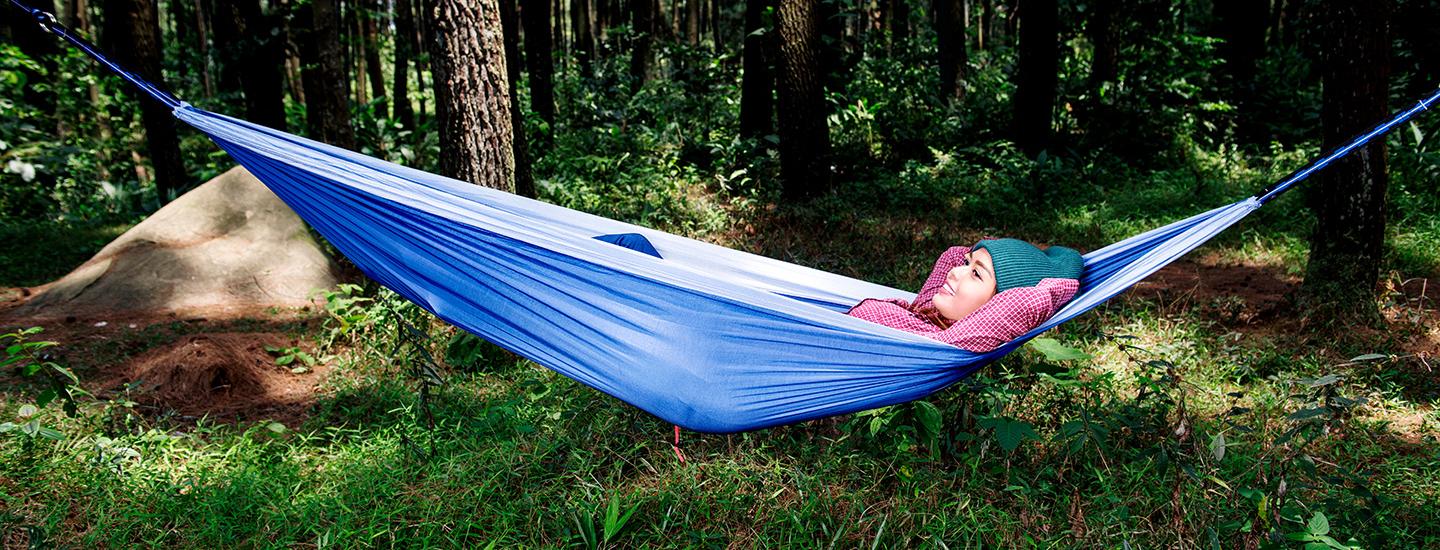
912 246 971 311
939 278 1079 352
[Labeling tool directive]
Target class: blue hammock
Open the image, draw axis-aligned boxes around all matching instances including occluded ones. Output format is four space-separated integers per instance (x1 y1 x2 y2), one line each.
9 3 1439 432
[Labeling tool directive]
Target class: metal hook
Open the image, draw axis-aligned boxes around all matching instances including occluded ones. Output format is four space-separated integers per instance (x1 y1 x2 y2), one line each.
31 8 58 34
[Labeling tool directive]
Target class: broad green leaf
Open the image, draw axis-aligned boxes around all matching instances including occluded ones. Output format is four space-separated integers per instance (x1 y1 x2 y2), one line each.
1210 432 1226 462
1308 512 1329 536
1028 338 1091 361
979 417 1039 452
913 401 942 437
1349 353 1387 362
266 422 287 433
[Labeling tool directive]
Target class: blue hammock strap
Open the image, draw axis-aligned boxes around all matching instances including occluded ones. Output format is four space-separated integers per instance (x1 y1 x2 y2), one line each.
6 0 184 110
1253 87 1440 205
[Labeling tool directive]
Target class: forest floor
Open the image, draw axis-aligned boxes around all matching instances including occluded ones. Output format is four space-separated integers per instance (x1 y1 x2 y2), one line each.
3 192 1439 547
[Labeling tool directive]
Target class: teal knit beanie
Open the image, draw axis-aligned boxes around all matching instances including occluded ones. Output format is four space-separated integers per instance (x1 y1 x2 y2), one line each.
971 239 1085 293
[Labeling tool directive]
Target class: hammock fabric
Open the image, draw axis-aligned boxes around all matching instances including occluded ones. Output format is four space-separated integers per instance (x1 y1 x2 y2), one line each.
9 3 1440 432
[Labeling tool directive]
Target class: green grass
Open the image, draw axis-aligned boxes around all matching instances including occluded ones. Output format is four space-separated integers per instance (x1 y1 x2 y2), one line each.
0 220 132 287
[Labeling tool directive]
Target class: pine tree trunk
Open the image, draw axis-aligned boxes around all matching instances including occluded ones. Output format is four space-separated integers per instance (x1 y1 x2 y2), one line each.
934 0 966 104
1088 0 1116 89
1011 0 1056 156
628 0 653 91
740 0 774 138
213 0 287 129
525 0 558 140
277 0 306 106
574 0 596 76
775 0 832 197
194 0 215 98
392 0 417 130
1300 0 1391 324
103 0 190 201
499 0 536 197
363 0 388 118
297 0 355 149
429 0 518 192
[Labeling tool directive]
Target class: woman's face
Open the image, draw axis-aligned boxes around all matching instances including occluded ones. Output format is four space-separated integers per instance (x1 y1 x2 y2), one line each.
931 247 997 321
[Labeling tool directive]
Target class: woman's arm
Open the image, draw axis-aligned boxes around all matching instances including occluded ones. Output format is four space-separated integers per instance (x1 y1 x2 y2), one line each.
912 246 971 310
846 298 944 337
939 278 1079 352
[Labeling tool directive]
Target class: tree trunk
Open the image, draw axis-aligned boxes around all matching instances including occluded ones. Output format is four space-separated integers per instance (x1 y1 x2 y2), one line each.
774 0 832 197
103 0 190 201
499 0 536 197
277 0 306 106
297 0 355 150
686 0 699 45
934 0 966 104
213 0 288 129
525 0 558 140
977 0 990 49
1299 0 1391 324
628 0 653 91
740 0 774 138
1213 0 1266 142
363 0 388 118
1088 0 1116 89
573 0 596 76
194 0 215 98
888 0 909 46
1011 0 1057 156
392 0 417 130
429 0 518 192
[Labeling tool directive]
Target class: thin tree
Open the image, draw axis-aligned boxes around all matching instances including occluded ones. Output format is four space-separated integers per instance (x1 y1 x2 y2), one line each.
934 0 967 104
499 0 536 197
1087 0 1117 90
774 0 832 197
296 0 355 149
573 0 596 76
1011 0 1057 156
392 0 417 130
103 0 190 200
627 0 654 92
1299 0 1392 323
429 0 519 192
739 0 774 138
362 0 388 118
525 0 558 141
212 0 287 129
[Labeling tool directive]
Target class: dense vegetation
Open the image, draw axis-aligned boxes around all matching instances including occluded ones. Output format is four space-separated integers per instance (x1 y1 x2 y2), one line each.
3 0 1439 547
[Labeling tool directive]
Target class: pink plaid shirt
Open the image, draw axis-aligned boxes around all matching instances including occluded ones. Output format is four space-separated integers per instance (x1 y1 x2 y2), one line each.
846 246 1079 352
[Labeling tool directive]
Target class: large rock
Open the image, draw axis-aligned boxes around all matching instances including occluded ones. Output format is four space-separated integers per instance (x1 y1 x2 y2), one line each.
13 166 339 319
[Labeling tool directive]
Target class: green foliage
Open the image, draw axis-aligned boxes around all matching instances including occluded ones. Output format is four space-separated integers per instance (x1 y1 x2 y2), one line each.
0 327 83 446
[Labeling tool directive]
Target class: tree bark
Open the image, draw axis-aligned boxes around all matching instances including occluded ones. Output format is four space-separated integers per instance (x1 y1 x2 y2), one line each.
392 0 417 130
1011 0 1057 156
573 0 596 76
526 0 558 140
934 0 966 104
1087 0 1116 90
628 0 654 91
1299 0 1391 324
296 0 355 149
775 0 832 197
103 0 190 201
740 0 775 138
213 0 288 129
363 0 388 118
499 0 536 197
429 0 518 192
1213 0 1266 141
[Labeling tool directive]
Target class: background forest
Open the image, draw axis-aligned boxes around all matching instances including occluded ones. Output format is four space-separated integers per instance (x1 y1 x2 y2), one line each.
2 0 1440 547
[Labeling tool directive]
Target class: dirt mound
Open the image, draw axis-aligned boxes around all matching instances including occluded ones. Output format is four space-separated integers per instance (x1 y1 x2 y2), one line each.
10 166 339 321
96 332 326 423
